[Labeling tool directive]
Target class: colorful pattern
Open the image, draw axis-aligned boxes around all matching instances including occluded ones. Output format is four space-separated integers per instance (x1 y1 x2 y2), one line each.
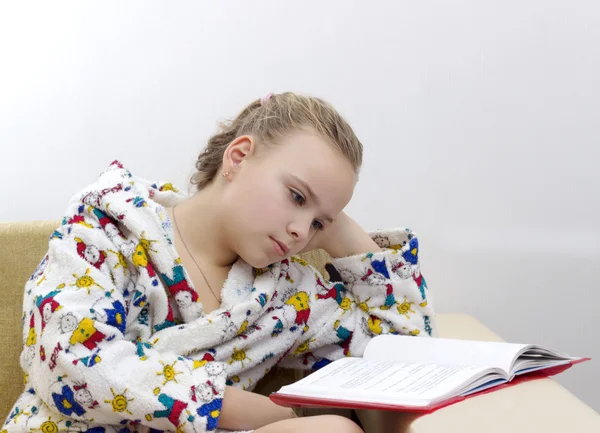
3 160 435 433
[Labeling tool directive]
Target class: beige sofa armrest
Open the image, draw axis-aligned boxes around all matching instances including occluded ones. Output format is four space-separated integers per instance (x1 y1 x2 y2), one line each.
356 314 600 433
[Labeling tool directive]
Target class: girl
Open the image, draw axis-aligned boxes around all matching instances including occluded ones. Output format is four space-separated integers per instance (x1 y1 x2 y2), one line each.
4 92 435 433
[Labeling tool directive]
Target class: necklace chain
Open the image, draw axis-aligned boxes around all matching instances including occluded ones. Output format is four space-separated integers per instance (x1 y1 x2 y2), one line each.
172 205 221 304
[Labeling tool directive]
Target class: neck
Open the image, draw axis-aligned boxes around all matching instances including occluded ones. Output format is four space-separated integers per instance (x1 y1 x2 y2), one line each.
172 184 238 268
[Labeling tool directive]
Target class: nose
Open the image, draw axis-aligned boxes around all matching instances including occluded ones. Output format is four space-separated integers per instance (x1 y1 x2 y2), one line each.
287 217 311 245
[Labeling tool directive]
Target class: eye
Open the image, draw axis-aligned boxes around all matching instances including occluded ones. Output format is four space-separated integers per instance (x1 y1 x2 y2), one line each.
311 220 324 231
290 188 324 231
290 189 305 206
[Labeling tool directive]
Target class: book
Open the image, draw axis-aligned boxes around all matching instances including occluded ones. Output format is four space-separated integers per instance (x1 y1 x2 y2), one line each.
269 334 588 413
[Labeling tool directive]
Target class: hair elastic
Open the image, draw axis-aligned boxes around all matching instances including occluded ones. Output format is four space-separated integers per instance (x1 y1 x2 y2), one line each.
260 92 274 106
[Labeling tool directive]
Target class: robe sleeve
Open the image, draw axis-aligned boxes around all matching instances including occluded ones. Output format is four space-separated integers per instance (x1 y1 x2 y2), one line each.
21 207 228 432
277 228 436 370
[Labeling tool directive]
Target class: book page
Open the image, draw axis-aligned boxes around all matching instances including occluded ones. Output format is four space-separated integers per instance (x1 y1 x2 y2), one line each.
364 335 528 373
277 357 490 404
511 354 577 376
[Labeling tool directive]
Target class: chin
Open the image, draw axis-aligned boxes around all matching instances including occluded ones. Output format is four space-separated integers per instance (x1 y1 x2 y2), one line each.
239 251 276 269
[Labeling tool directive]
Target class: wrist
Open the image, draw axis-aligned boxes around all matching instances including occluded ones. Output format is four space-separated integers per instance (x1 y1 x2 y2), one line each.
270 404 298 423
325 228 382 258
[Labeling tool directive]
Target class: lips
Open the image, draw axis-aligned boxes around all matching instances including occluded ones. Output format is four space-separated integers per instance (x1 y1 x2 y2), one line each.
271 237 290 256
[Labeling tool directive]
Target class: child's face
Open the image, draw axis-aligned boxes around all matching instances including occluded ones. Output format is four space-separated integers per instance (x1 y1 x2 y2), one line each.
222 131 356 268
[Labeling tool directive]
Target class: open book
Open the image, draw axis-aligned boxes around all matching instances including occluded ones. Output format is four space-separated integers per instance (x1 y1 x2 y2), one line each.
269 335 588 412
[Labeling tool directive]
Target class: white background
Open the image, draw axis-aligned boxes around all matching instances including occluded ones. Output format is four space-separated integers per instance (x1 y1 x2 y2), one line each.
1 1 599 411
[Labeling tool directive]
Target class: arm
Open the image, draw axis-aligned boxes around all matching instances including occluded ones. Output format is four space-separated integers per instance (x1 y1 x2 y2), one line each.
279 218 436 370
219 385 296 431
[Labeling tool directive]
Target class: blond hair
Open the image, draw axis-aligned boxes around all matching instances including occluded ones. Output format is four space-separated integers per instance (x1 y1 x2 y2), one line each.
191 92 363 190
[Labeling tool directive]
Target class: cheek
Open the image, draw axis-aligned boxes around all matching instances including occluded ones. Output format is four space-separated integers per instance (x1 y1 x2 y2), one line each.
233 182 290 225
261 196 288 222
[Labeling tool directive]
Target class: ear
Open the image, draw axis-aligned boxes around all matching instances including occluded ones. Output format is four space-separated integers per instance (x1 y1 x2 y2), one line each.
222 135 255 174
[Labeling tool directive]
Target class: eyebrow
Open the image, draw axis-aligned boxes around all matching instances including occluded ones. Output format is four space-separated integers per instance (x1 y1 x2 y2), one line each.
290 175 334 223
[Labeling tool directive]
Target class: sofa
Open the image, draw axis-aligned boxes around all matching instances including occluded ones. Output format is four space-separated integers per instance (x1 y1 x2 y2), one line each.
2 221 599 432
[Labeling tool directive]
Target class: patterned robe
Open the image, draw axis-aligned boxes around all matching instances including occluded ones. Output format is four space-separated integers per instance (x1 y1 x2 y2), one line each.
3 160 435 433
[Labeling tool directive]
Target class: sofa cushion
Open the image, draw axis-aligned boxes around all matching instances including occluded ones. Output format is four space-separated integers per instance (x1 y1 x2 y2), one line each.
0 221 61 419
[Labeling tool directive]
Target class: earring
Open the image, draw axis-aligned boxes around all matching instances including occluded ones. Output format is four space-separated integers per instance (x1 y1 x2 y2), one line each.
222 172 230 181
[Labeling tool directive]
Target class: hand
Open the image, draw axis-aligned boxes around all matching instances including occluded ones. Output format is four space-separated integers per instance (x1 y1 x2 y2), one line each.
300 212 381 258
300 211 350 255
